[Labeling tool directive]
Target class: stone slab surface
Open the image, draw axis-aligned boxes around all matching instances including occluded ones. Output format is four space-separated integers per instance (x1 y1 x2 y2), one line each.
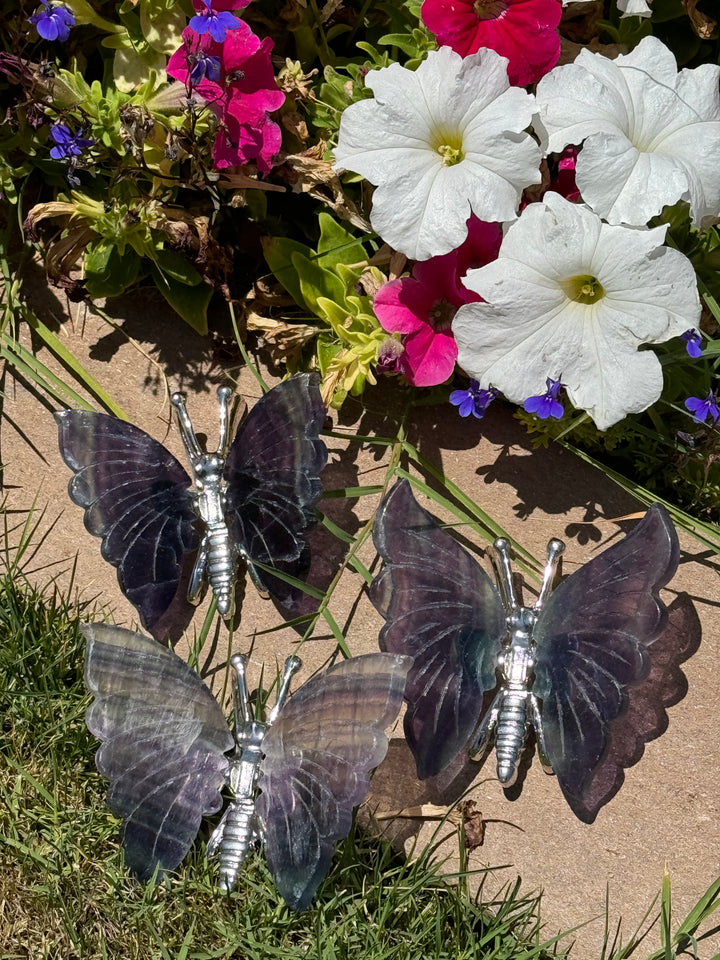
3 287 719 958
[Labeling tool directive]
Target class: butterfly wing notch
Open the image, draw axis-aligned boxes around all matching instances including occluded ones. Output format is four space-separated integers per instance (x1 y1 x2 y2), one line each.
56 411 200 637
532 504 682 822
256 652 411 910
223 373 328 609
370 479 506 779
83 623 234 880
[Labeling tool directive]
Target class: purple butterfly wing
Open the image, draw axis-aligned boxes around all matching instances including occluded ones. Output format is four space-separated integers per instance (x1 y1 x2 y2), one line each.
56 410 200 637
533 504 684 822
223 373 328 609
83 623 233 880
369 480 506 779
255 653 410 910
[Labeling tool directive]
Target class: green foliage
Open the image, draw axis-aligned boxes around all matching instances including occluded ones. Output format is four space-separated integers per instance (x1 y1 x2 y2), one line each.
263 212 388 407
0 520 559 960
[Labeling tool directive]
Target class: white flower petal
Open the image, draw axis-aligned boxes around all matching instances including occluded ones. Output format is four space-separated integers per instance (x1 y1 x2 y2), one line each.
334 47 541 260
618 0 652 16
453 194 700 430
492 198 603 282
535 36 720 225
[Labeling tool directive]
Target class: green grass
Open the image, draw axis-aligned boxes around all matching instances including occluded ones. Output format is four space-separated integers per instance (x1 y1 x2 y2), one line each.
0 559 561 960
2 524 720 960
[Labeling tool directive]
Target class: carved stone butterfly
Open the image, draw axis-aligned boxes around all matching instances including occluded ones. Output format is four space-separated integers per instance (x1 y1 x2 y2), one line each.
82 621 411 909
56 374 328 638
370 479 695 823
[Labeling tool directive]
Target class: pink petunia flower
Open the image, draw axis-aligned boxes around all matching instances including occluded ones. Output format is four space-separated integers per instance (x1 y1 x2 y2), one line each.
421 0 562 87
167 22 285 172
373 218 502 387
550 146 581 202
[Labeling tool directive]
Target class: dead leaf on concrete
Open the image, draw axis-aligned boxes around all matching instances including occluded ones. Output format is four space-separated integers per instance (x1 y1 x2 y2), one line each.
245 311 319 365
374 799 486 851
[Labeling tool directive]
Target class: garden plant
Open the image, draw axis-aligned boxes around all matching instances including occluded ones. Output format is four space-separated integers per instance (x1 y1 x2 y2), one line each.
2 0 720 956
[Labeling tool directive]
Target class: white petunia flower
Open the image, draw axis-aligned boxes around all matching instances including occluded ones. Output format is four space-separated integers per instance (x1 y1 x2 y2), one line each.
452 193 700 431
333 46 542 261
535 36 720 226
617 0 652 16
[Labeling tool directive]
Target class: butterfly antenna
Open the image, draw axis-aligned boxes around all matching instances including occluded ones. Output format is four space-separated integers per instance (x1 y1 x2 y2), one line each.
215 386 238 458
535 539 565 612
230 654 254 736
267 655 302 724
492 538 520 613
171 392 204 467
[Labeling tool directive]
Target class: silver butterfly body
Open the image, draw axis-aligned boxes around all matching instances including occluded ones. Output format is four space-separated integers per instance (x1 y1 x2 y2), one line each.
171 387 239 617
205 654 301 891
470 537 564 786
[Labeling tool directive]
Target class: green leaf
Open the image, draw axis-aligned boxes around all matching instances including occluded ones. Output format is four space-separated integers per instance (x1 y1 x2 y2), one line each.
316 212 367 266
112 42 166 93
139 0 187 55
85 241 142 299
263 235 312 309
21 311 128 418
153 247 203 286
316 338 342 375
150 263 213 334
292 251 346 319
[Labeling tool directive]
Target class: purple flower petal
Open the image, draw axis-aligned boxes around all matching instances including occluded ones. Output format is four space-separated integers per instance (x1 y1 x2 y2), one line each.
28 1 75 42
188 13 211 34
449 380 499 419
188 52 222 85
685 391 720 424
189 3 240 42
523 377 565 420
681 329 703 359
49 123 93 161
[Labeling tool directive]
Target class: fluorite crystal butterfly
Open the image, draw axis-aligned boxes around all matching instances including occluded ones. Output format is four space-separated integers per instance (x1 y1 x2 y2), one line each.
370 479 695 822
56 374 327 638
83 622 411 909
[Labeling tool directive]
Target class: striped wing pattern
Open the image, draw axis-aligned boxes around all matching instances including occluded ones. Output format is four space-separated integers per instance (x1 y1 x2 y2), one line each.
83 623 233 879
256 653 411 909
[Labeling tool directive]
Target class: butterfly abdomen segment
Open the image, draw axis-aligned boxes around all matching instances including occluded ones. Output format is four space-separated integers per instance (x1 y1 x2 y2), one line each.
470 605 547 787
203 520 235 617
207 715 267 893
215 797 260 892
494 689 531 786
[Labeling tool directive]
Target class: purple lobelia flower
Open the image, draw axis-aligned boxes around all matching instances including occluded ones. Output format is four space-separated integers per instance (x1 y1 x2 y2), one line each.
523 377 564 420
681 329 703 359
189 0 242 43
685 391 720 425
449 380 499 419
49 124 94 160
28 1 75 41
187 51 222 85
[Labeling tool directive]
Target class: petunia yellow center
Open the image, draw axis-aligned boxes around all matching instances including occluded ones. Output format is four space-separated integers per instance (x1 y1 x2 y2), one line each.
429 298 456 331
473 0 508 21
437 143 464 166
562 274 605 305
432 126 465 166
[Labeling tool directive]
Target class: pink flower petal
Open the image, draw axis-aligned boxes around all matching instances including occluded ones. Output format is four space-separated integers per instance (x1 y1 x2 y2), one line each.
213 107 283 172
421 0 561 86
400 325 458 387
167 24 284 173
374 215 502 386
